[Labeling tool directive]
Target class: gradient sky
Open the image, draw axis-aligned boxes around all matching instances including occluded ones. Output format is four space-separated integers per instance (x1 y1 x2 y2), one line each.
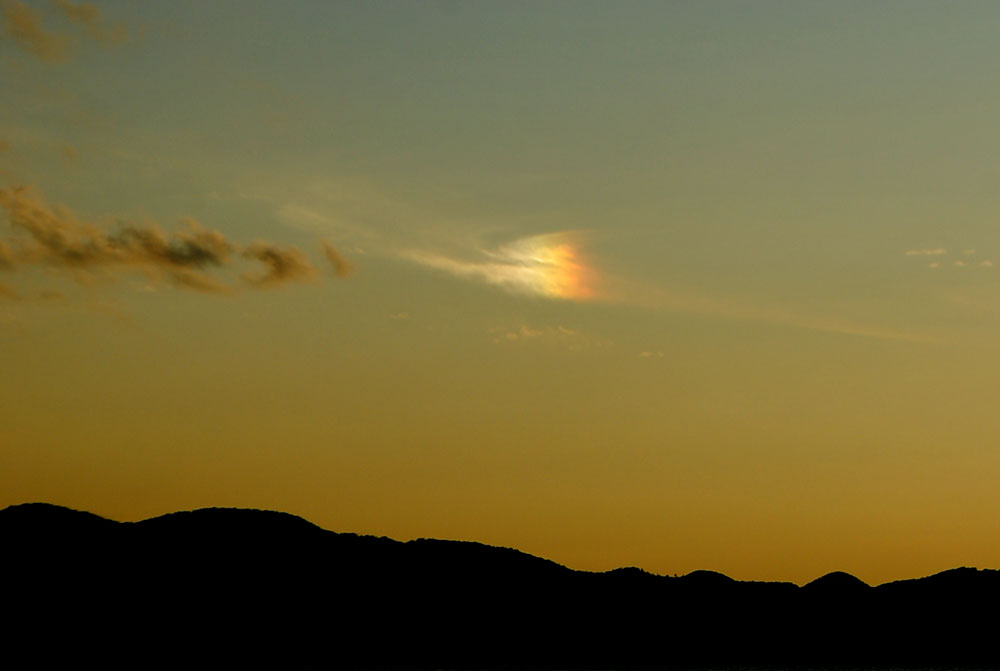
3 0 1000 585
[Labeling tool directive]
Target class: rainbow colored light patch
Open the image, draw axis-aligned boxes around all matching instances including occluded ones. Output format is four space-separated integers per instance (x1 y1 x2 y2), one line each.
405 231 598 301
496 233 597 300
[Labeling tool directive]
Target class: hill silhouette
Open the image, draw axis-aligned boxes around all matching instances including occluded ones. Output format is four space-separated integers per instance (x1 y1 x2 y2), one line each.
2 502 997 669
802 570 872 596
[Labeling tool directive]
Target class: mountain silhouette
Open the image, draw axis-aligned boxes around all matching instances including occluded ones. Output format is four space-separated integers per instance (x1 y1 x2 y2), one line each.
802 570 872 594
3 502 997 669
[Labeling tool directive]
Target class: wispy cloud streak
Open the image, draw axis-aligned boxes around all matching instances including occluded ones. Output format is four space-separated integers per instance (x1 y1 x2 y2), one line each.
615 282 937 344
400 227 929 342
404 231 597 301
266 184 931 343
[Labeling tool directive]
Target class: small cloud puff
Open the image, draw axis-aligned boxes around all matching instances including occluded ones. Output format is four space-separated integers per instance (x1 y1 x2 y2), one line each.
491 324 597 351
905 248 947 256
909 247 991 271
497 325 573 341
639 350 664 358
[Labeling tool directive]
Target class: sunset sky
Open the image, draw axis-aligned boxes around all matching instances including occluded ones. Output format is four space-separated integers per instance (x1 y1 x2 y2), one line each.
4 1 1000 585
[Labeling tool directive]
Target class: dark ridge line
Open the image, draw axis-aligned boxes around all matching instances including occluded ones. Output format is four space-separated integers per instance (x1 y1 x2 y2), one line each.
5 500 1000 668
2 501 991 588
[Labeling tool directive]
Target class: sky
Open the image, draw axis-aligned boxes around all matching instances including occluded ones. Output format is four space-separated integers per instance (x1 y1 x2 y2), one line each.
3 0 1000 586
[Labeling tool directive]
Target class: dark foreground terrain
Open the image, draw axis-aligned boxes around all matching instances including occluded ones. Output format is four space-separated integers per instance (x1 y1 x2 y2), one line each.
2 503 997 669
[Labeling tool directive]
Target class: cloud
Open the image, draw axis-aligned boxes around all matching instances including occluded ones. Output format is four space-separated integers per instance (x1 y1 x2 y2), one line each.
0 0 127 63
0 184 335 296
613 281 937 344
52 0 126 45
0 185 232 279
321 240 354 277
164 268 233 294
491 324 599 351
0 239 13 268
497 325 546 341
242 242 317 288
639 351 665 358
404 231 598 301
0 282 70 303
1 0 67 62
114 217 234 269
262 179 931 344
906 246 993 272
277 204 345 234
263 180 601 300
917 254 992 269
401 227 928 343
59 144 78 162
